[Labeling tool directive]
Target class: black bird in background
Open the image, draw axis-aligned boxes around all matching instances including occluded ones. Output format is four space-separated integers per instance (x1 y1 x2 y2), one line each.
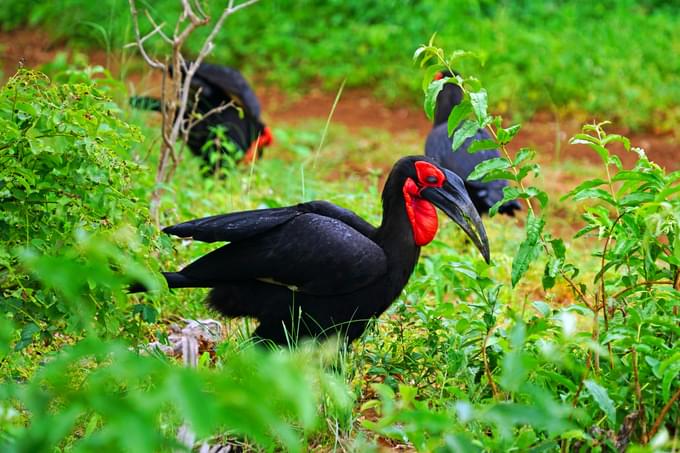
131 156 489 345
425 71 521 216
131 62 273 167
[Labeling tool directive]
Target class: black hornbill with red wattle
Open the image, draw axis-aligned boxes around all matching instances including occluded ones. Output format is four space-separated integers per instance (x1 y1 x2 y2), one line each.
131 62 273 167
425 70 521 216
131 156 490 345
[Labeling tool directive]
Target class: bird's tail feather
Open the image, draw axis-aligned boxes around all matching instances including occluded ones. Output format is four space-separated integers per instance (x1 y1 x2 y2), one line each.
127 281 149 293
163 272 204 289
129 95 162 112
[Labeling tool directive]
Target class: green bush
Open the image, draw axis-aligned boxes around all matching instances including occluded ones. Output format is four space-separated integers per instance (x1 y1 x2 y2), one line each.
354 45 680 451
0 70 156 340
0 337 352 452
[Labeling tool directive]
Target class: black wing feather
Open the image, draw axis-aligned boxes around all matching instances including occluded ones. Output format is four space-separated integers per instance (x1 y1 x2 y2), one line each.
300 201 377 237
163 207 299 243
176 212 386 296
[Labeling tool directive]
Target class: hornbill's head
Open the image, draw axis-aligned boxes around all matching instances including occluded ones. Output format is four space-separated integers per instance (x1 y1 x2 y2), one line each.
433 70 464 127
387 156 490 263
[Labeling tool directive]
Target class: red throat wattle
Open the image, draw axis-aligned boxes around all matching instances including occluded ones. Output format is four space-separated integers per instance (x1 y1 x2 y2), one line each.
402 178 438 246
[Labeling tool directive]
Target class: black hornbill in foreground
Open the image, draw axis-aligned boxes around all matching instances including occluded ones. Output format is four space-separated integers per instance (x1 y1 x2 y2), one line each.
132 156 490 345
131 62 273 167
425 70 521 216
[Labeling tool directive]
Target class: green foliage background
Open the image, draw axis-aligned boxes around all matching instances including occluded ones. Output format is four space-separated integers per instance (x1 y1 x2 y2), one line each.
2 0 680 131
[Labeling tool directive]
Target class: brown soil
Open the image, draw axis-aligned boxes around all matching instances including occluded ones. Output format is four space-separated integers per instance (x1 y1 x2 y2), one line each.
2 27 678 170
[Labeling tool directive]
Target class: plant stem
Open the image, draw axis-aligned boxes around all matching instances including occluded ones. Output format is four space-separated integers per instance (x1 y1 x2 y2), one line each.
648 386 680 441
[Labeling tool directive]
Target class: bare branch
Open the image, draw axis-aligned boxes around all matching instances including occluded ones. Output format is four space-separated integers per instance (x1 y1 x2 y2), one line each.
143 10 173 45
188 100 237 131
648 386 680 441
128 0 165 69
228 0 260 15
130 0 260 222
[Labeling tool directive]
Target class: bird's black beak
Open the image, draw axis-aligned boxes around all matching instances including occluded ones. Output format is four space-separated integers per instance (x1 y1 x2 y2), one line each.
421 169 491 263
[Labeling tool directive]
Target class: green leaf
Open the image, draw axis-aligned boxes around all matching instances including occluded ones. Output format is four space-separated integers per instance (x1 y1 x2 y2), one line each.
489 186 522 216
132 304 158 324
583 380 616 425
421 64 447 92
15 322 39 351
470 89 488 126
561 179 608 201
618 192 655 206
659 355 680 401
443 434 481 453
542 258 561 290
468 138 498 153
551 238 566 260
571 188 616 205
0 317 16 358
525 186 549 208
511 213 545 287
497 124 521 145
452 120 479 151
513 147 536 166
468 157 511 181
424 79 447 120
447 99 473 136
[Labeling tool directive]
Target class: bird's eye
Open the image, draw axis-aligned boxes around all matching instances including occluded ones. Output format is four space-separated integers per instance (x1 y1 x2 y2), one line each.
426 175 438 184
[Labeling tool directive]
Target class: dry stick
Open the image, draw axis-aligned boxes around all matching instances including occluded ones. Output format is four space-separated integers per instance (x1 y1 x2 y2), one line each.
312 78 346 169
128 0 164 69
611 279 674 300
130 0 260 222
648 386 680 441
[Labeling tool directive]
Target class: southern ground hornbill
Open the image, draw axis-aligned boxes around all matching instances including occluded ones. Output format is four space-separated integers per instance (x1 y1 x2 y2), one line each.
132 156 490 345
131 62 273 167
425 70 521 216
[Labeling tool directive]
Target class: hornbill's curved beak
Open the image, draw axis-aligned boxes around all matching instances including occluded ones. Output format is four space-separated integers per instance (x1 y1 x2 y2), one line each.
421 169 491 263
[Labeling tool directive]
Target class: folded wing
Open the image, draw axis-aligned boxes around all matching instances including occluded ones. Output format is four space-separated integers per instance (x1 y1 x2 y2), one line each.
164 203 386 296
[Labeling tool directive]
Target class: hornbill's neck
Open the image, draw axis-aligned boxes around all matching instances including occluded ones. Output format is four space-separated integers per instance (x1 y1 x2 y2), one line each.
375 169 422 274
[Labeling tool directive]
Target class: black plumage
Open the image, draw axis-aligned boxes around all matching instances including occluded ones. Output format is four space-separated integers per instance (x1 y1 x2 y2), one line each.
425 71 521 216
131 62 272 166
135 156 490 346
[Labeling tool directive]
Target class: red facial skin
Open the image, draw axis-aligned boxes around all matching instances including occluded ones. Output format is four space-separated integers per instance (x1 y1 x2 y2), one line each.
433 71 444 81
402 161 446 246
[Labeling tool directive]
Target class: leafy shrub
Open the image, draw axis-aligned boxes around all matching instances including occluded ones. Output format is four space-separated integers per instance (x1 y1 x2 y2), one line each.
0 337 352 452
0 69 156 340
354 45 679 451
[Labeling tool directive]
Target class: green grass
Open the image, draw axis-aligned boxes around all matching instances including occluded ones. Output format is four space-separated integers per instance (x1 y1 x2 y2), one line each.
2 0 680 132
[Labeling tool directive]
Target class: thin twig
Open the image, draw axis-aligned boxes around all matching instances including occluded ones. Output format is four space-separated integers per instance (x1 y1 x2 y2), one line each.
128 0 164 69
482 324 500 398
648 386 680 441
611 280 674 300
143 10 173 45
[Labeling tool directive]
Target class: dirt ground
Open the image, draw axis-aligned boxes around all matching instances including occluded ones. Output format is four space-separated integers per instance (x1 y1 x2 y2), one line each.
1 27 677 171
